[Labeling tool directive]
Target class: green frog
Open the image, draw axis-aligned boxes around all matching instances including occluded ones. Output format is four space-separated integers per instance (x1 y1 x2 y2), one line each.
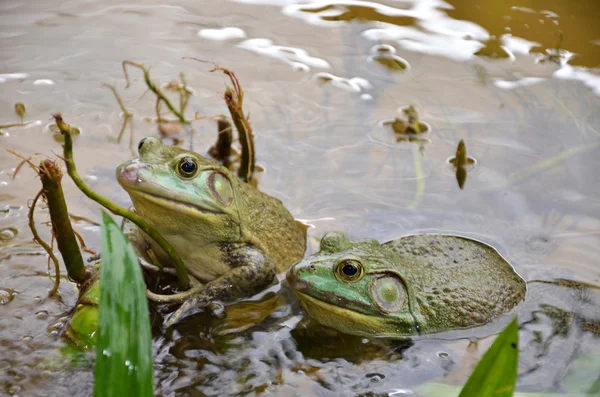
116 137 306 326
287 232 526 338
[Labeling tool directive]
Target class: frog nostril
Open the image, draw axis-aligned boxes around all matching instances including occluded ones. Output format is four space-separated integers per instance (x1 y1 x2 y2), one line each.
292 279 309 292
138 138 147 152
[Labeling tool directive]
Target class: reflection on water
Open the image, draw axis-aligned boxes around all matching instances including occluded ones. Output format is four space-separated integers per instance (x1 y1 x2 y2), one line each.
446 0 600 68
313 72 372 93
1 0 600 395
198 27 247 41
239 38 331 71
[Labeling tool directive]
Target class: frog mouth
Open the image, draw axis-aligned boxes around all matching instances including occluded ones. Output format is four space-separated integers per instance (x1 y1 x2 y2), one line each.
293 290 419 338
133 190 224 215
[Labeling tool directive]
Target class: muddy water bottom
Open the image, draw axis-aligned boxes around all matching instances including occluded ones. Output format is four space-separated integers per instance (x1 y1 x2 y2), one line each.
1 0 600 395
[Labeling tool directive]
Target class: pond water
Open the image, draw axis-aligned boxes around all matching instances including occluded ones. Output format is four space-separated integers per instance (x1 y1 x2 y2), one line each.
1 0 600 396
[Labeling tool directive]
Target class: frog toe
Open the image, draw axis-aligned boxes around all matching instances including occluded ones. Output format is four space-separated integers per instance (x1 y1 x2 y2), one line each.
165 297 207 327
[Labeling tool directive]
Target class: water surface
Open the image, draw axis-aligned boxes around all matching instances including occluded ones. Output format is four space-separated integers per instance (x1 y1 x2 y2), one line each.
1 0 599 396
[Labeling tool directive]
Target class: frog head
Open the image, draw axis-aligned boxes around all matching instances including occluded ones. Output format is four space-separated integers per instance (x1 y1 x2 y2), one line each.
287 231 419 337
116 137 241 246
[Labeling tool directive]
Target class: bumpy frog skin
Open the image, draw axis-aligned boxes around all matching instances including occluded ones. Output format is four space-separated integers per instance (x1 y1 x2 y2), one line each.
117 137 306 326
287 232 526 338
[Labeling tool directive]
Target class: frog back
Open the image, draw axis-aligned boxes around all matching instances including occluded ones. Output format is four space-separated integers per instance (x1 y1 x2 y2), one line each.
235 180 306 272
384 234 526 332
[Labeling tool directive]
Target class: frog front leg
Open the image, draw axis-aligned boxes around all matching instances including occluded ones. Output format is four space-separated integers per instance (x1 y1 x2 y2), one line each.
165 245 277 327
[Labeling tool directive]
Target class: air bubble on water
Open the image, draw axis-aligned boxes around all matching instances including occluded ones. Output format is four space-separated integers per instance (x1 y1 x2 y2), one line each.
0 227 17 242
0 289 16 305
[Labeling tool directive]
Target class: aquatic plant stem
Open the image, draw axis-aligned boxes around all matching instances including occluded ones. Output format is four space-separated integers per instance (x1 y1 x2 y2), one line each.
0 122 32 129
28 189 61 296
208 117 233 167
102 83 133 144
122 61 189 125
184 58 256 182
39 160 87 283
52 113 190 288
409 144 425 209
216 68 255 182
178 72 191 116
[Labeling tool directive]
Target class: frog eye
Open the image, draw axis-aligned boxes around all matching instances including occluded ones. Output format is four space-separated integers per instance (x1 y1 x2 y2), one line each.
177 157 199 179
208 171 233 206
334 259 364 282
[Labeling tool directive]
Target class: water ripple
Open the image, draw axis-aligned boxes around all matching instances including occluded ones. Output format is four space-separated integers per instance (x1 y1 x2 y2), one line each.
238 38 330 71
313 72 372 93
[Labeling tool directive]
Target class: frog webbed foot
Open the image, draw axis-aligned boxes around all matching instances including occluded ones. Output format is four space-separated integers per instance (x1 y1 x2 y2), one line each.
208 301 226 318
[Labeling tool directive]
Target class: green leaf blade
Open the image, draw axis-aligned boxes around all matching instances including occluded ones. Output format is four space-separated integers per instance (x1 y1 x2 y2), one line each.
94 211 153 397
458 318 519 397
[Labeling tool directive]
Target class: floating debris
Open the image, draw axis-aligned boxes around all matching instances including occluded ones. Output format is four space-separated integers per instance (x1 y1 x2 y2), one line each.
47 122 81 142
387 105 430 135
448 139 476 189
382 105 431 146
0 227 17 242
368 44 409 71
0 288 17 305
537 31 572 66
14 102 25 123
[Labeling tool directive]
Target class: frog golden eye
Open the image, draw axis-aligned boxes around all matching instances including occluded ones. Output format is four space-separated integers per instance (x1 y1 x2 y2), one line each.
208 171 233 206
177 157 198 178
335 259 364 282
